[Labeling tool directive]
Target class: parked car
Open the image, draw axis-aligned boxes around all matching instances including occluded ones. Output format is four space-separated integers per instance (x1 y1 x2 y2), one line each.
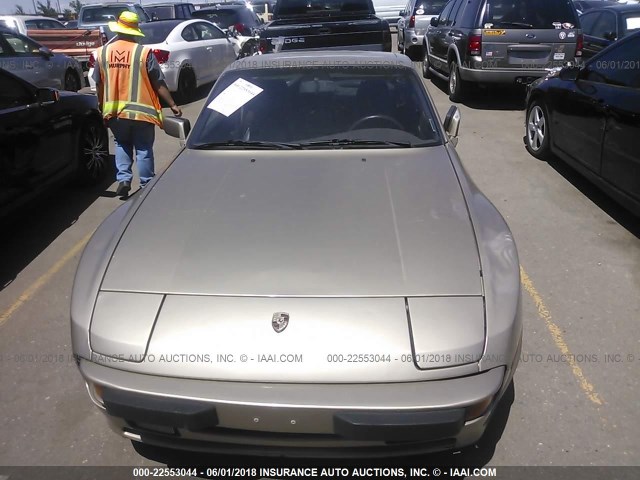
397 0 447 60
524 31 640 216
0 15 67 34
0 68 109 220
258 0 392 53
0 27 84 91
423 0 583 102
372 0 406 26
88 20 236 102
578 3 640 57
78 3 151 30
145 2 196 20
72 50 522 457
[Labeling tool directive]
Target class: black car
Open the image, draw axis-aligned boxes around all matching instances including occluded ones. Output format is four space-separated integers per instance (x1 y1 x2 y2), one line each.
578 3 640 58
423 0 583 102
192 4 262 35
524 31 640 216
0 68 109 219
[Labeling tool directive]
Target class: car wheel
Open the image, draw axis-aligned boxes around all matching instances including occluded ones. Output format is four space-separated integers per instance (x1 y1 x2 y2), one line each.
448 61 466 102
525 100 552 160
177 67 196 104
77 119 109 184
64 69 80 92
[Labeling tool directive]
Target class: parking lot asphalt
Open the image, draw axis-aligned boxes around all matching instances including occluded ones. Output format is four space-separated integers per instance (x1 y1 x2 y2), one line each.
0 47 638 467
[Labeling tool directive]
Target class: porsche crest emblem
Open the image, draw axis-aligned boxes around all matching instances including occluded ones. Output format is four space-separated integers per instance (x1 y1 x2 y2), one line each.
272 312 289 333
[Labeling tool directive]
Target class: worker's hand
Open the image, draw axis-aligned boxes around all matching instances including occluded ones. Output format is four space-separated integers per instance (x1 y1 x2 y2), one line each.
170 104 182 117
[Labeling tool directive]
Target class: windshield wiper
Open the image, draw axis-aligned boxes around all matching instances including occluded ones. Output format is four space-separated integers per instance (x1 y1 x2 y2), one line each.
296 139 414 148
493 21 534 28
191 140 303 150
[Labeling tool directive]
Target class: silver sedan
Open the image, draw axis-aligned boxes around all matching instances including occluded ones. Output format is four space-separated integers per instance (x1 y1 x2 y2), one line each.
71 51 522 457
0 27 83 91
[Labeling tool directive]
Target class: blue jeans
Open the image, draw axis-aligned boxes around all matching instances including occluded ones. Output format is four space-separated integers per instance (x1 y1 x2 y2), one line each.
108 118 156 186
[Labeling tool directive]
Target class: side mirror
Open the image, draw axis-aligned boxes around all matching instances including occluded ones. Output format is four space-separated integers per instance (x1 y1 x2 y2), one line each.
430 16 439 27
164 117 191 141
38 46 53 58
37 88 59 105
559 65 580 81
443 105 461 146
603 31 617 42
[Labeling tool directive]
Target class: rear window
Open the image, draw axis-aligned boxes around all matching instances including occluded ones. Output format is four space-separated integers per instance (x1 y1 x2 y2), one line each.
138 21 181 43
275 0 372 16
413 0 447 16
146 6 175 20
193 9 240 29
624 13 640 35
482 0 579 29
81 6 150 24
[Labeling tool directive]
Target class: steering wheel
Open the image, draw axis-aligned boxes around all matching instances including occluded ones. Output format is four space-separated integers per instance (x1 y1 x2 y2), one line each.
348 115 404 131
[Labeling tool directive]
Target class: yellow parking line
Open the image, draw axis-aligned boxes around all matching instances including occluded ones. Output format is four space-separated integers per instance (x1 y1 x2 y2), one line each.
520 265 604 406
0 231 94 328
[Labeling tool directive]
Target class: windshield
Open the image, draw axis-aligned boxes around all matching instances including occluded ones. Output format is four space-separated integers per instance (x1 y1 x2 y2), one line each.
192 9 240 28
138 21 181 43
275 0 372 16
187 65 442 149
482 0 579 29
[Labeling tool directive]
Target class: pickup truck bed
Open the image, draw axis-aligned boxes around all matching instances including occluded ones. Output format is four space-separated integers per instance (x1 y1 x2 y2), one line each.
27 28 103 69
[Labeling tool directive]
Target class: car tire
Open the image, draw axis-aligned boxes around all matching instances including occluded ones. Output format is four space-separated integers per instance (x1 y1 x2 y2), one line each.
77 118 110 185
448 61 467 102
176 67 196 104
525 100 552 160
64 69 81 92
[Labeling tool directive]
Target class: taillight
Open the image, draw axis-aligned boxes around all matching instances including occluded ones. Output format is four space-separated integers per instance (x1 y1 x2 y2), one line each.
88 52 95 69
409 15 415 28
468 34 482 56
99 27 108 46
234 22 246 35
152 49 170 64
576 33 583 57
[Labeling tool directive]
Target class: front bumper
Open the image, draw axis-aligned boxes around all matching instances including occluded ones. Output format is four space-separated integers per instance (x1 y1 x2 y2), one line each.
80 360 507 457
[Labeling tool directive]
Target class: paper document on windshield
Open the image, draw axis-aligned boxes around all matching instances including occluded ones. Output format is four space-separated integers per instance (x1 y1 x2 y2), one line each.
207 78 264 117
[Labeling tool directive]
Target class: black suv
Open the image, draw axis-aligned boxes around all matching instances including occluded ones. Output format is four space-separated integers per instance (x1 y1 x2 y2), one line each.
423 0 583 101
192 4 262 35
145 3 196 20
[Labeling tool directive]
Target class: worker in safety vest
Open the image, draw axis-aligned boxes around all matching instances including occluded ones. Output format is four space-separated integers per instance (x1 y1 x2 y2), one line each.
92 11 182 198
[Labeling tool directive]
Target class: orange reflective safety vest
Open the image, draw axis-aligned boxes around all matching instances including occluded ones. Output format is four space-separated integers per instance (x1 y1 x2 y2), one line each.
96 40 163 128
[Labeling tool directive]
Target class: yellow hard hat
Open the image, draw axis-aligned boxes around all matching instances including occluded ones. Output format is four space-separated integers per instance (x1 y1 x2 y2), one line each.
108 11 145 37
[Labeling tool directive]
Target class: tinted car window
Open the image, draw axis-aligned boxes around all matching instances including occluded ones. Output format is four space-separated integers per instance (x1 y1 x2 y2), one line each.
82 6 131 23
591 11 616 38
188 66 441 147
586 36 640 87
276 0 371 16
2 32 40 54
438 0 455 25
138 21 181 44
623 13 640 35
482 0 579 29
0 72 32 109
146 6 175 19
579 11 600 34
193 22 225 39
193 10 240 29
25 19 65 29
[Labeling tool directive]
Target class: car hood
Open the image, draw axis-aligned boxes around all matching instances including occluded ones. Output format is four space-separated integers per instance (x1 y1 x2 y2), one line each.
101 147 482 297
